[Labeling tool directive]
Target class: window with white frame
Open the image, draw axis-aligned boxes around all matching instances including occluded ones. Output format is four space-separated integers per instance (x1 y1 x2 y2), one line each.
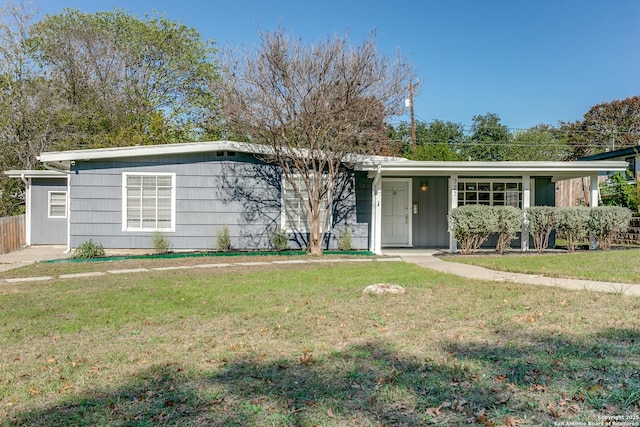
48 191 67 218
457 180 522 208
123 173 175 231
282 175 330 233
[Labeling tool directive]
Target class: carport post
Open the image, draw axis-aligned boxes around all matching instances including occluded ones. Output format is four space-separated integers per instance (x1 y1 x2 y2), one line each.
589 173 599 250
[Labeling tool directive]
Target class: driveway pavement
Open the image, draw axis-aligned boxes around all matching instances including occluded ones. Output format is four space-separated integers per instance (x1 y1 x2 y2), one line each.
1 246 639 296
0 245 70 272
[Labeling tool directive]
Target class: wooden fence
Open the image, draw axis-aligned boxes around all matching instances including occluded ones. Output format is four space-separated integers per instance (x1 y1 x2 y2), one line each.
0 214 26 254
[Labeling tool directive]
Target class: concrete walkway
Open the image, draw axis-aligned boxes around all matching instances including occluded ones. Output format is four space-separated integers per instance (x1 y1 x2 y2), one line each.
1 246 639 296
383 249 640 296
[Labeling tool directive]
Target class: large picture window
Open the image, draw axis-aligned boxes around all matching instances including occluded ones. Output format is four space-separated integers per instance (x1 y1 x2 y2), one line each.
282 175 330 233
457 180 522 207
48 191 67 218
123 173 175 231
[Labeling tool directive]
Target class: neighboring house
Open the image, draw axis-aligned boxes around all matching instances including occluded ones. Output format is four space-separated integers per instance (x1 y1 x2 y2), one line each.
556 146 640 207
4 140 627 254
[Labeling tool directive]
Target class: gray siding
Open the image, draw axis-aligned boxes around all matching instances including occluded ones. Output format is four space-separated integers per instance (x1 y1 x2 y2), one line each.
69 152 370 251
31 178 67 244
411 176 449 248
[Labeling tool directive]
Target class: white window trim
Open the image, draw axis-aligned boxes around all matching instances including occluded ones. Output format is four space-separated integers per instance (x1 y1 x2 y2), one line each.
457 178 524 208
48 190 67 219
122 172 176 232
281 174 332 233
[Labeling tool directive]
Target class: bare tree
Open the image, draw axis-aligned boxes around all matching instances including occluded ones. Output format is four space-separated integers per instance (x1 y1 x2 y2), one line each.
217 29 415 255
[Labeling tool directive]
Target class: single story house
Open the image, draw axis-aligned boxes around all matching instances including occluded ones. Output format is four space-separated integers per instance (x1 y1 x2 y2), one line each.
5 140 627 254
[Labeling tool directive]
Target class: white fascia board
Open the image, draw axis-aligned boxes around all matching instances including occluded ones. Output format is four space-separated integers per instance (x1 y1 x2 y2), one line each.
37 141 276 167
4 169 67 179
357 160 628 177
36 140 405 170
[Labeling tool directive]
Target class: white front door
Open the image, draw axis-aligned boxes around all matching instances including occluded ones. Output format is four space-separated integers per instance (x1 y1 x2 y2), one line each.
381 179 411 246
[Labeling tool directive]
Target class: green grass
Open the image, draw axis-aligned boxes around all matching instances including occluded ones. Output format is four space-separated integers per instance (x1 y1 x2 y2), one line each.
1 260 639 426
441 248 640 284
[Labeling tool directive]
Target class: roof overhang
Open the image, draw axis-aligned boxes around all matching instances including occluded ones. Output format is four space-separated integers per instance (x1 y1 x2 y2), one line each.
356 160 629 182
36 140 400 171
4 169 67 179
37 141 276 171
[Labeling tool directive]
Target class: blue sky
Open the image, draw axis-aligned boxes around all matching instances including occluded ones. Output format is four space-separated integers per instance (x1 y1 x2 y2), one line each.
37 0 640 131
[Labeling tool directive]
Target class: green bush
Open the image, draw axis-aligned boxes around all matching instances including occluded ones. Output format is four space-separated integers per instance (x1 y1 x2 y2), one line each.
216 224 232 252
555 206 590 252
494 206 522 254
589 206 632 250
337 227 352 251
270 227 288 251
151 230 170 254
526 206 556 253
448 205 498 254
600 171 640 213
72 239 106 259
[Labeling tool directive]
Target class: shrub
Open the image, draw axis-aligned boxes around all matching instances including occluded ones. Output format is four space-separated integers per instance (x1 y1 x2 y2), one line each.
270 227 288 251
600 171 640 213
448 205 498 254
494 206 522 254
151 230 170 254
216 224 232 252
72 239 106 259
555 206 590 252
526 206 556 253
337 227 352 251
589 206 632 250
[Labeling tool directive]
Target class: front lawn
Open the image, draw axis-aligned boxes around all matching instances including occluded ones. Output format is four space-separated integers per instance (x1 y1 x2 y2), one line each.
440 248 640 284
1 260 639 426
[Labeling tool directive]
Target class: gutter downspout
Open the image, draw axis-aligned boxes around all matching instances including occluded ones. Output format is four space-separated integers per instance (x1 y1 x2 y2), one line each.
20 174 31 247
42 161 72 254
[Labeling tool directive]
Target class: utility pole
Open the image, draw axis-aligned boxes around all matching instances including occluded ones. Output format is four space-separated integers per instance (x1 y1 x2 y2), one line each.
409 81 416 151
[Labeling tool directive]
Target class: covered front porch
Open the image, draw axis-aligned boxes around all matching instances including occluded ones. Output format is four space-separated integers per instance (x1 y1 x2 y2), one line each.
355 160 628 254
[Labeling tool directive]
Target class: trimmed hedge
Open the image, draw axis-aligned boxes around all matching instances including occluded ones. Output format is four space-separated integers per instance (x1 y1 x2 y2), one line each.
449 205 633 253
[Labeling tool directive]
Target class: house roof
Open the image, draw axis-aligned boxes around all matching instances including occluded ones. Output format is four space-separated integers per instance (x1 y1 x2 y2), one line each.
33 140 628 181
579 146 640 161
356 159 629 181
37 140 402 171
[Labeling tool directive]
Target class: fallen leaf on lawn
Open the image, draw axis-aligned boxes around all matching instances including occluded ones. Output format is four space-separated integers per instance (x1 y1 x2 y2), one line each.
29 388 39 395
425 405 442 417
504 415 516 426
326 408 334 418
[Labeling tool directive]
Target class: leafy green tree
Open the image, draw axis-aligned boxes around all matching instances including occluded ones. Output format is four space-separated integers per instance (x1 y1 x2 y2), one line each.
506 124 570 161
600 171 640 213
460 113 511 161
560 96 640 159
29 8 219 149
391 119 464 160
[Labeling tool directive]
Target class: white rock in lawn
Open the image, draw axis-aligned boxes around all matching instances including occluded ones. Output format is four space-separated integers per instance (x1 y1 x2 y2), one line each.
363 283 406 295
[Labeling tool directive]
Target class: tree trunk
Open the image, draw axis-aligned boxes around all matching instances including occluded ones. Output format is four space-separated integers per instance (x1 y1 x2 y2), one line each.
308 215 323 256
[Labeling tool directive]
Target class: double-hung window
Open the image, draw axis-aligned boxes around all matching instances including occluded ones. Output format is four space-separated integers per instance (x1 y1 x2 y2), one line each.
282 175 330 233
123 173 175 231
48 191 67 218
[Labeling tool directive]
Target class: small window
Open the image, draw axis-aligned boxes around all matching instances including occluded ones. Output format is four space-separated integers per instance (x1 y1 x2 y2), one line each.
48 191 67 218
123 173 175 231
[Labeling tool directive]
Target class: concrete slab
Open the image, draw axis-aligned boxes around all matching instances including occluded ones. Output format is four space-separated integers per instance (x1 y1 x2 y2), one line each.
0 245 70 272
107 268 149 274
4 276 54 283
59 272 105 279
